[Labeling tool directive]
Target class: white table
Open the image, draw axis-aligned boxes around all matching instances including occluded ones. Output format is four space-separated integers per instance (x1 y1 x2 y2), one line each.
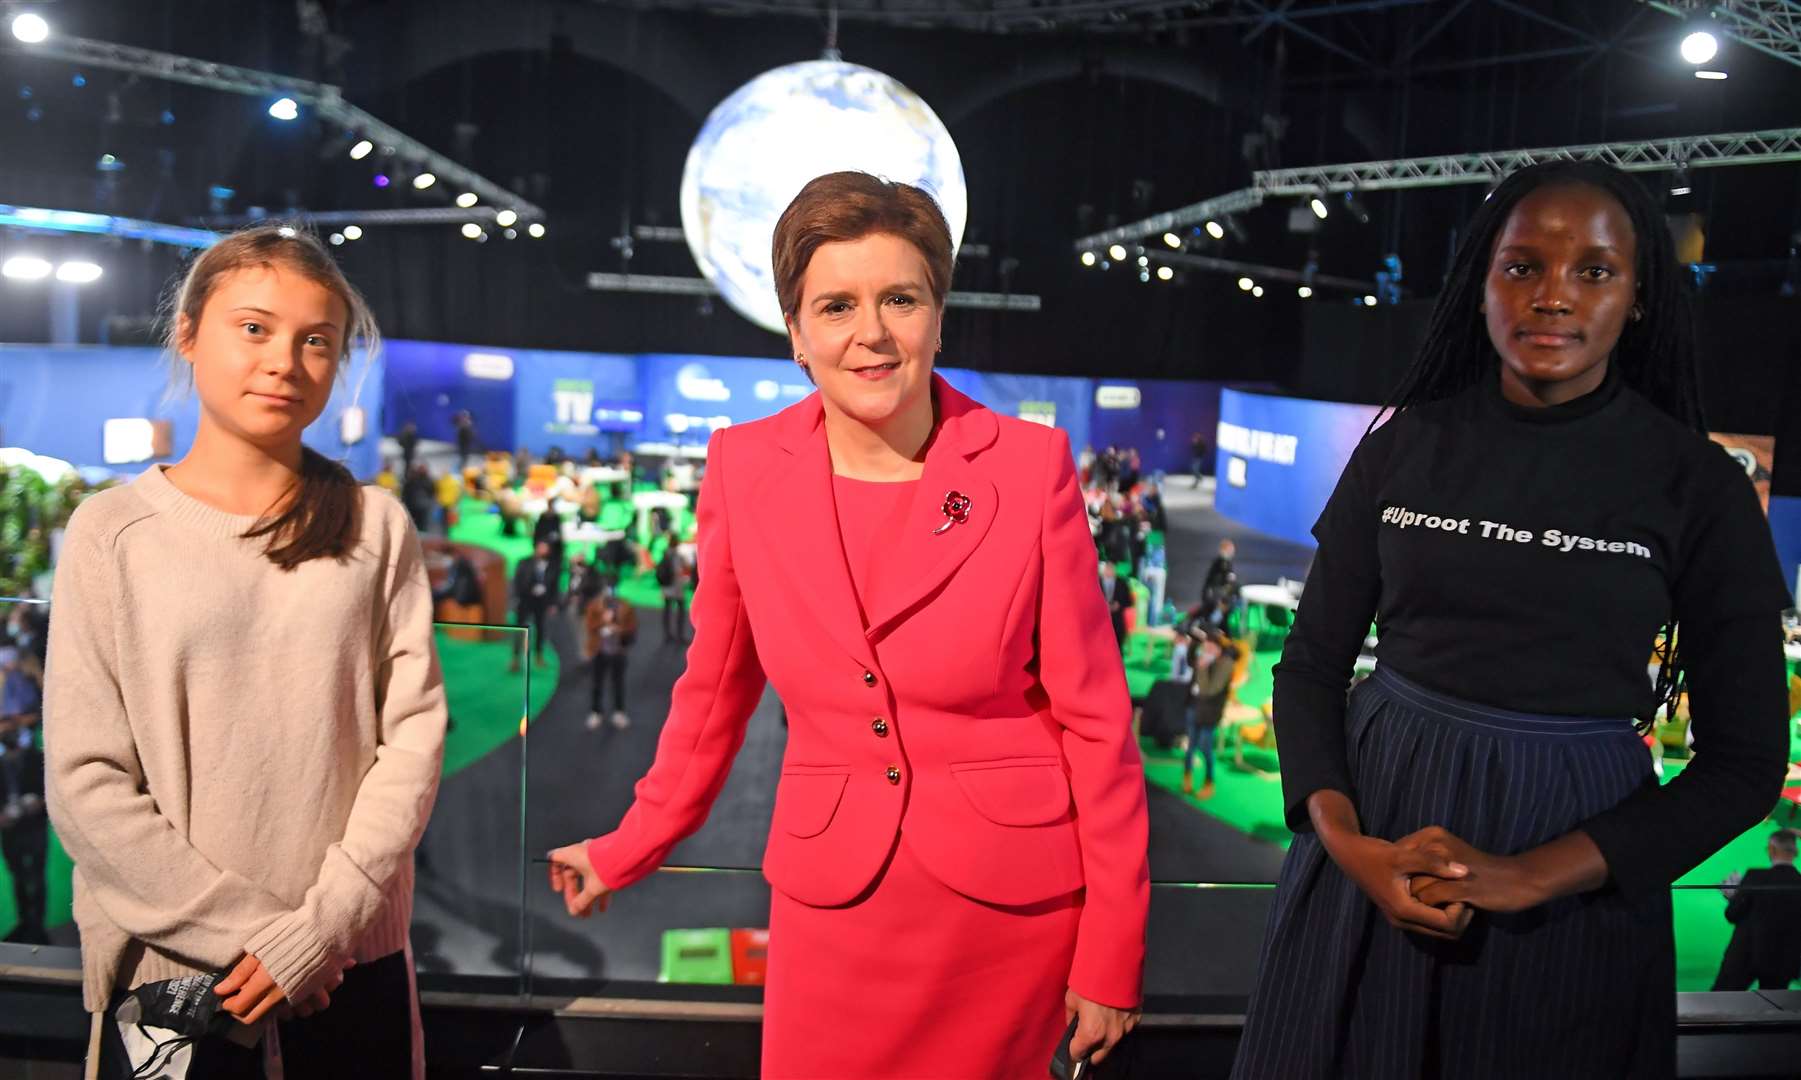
1238 583 1300 610
579 466 630 488
561 522 627 546
633 442 711 460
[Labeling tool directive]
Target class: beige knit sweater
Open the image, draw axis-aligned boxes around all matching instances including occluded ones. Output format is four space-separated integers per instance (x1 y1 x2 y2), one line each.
44 464 447 1014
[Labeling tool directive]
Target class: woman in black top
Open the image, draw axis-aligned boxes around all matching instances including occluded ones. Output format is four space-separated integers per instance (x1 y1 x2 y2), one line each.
1233 161 1790 1078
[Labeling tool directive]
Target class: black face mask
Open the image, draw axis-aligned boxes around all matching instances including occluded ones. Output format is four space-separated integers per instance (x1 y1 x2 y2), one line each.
114 971 235 1039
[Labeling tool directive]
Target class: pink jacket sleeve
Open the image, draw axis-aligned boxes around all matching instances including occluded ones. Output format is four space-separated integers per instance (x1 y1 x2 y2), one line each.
1038 428 1151 1009
586 428 768 889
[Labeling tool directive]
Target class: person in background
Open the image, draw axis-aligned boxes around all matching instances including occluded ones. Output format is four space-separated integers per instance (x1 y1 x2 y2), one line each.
1203 538 1237 600
532 506 566 591
583 576 637 731
396 421 420 475
401 463 435 535
454 411 478 473
1191 432 1210 486
1100 560 1133 648
1712 828 1801 990
434 469 462 534
565 552 599 616
511 540 557 671
1183 629 1238 799
374 458 400 495
431 552 483 610
1139 541 1168 628
655 535 693 644
0 645 47 945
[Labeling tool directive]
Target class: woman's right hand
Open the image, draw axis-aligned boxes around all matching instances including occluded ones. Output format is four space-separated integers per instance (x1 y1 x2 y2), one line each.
547 842 614 918
1308 789 1472 941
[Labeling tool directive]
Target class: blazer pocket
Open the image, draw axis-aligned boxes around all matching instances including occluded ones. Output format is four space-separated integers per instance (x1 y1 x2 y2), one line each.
775 766 851 839
949 756 1071 827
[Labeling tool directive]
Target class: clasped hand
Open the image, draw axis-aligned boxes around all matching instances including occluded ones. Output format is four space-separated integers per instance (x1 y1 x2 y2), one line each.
1329 825 1547 941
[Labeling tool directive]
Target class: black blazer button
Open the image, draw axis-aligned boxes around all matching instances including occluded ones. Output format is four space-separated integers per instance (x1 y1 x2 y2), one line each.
885 766 901 784
863 670 877 687
872 718 889 737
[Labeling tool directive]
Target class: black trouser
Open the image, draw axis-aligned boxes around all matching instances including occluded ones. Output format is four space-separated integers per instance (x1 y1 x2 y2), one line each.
516 601 550 659
591 652 627 713
663 592 688 641
1712 930 1792 991
98 950 414 1079
1 815 47 943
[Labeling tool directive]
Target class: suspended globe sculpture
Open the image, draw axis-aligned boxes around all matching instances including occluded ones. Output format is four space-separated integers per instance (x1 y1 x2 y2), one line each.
679 59 968 334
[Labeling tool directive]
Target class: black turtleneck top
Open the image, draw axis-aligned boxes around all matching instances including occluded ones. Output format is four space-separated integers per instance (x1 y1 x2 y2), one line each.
1273 363 1792 902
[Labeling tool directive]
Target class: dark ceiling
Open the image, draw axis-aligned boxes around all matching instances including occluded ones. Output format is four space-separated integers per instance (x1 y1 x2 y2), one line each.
0 0 1796 383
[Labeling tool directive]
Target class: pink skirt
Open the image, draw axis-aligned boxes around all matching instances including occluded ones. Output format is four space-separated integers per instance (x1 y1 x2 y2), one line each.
762 835 1082 1080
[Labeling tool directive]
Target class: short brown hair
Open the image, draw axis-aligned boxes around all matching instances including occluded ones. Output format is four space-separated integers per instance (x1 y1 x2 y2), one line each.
771 172 954 320
165 224 379 570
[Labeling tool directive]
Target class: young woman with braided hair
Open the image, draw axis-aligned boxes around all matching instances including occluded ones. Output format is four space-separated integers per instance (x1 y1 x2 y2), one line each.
1234 161 1790 1078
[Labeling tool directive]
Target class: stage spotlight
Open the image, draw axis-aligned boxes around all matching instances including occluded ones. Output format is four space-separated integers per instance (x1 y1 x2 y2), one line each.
1310 196 1329 220
349 139 374 160
456 192 478 208
495 209 518 228
1237 276 1254 292
2 256 51 281
504 228 517 240
1363 294 1378 306
1694 70 1728 80
329 232 345 246
1156 266 1174 282
1080 251 1097 267
11 13 49 43
269 97 300 121
1137 255 1149 268
1162 232 1181 249
1342 191 1371 225
412 172 437 190
342 225 363 240
1252 285 1264 297
55 260 102 284
1670 167 1692 196
1681 28 1719 65
1138 271 1150 283
528 222 546 238
1108 244 1127 261
1205 220 1226 240
373 173 390 188
461 223 483 240
1297 285 1313 298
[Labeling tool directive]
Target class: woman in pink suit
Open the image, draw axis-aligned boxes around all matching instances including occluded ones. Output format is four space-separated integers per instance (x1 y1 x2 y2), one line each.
547 172 1150 1079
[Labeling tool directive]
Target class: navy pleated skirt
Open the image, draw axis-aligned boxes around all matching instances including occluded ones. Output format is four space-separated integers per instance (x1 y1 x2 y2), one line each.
1233 665 1675 1079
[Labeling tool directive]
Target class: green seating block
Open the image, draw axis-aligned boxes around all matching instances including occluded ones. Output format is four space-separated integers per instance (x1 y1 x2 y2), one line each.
658 928 736 984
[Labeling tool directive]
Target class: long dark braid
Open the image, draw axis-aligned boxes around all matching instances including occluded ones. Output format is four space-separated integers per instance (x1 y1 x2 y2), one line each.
1368 160 1705 730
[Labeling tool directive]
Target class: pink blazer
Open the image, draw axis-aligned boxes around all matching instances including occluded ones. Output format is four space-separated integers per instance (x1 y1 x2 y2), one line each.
587 374 1150 1008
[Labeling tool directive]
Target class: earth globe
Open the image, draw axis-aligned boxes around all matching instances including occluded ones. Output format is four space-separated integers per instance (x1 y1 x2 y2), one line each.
679 59 968 334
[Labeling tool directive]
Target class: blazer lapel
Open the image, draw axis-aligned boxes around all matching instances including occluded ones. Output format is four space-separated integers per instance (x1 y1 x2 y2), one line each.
748 396 878 673
863 377 1000 640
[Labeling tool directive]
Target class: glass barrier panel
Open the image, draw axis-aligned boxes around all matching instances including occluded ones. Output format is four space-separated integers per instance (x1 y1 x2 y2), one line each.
411 620 531 994
0 599 534 998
